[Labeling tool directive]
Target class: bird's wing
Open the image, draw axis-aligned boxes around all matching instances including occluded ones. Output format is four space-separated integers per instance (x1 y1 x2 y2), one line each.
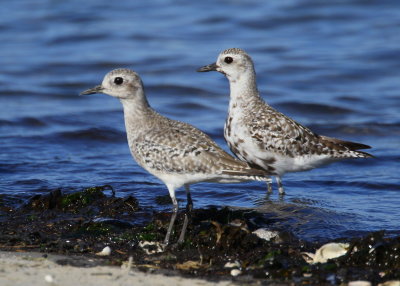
133 119 271 177
245 104 324 157
245 103 372 158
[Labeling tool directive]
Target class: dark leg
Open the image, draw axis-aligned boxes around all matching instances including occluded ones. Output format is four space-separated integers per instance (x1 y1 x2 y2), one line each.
164 185 178 245
185 185 193 212
267 180 273 193
177 185 193 243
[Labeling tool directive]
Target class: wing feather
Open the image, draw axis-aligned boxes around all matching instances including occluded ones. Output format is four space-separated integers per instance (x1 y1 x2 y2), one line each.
244 100 371 157
131 117 272 176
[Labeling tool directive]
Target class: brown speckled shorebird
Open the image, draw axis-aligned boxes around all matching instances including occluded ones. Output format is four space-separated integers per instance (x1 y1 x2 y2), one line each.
198 48 372 194
80 68 272 245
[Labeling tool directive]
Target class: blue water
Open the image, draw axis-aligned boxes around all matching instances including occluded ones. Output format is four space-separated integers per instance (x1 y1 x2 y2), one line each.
1 0 399 241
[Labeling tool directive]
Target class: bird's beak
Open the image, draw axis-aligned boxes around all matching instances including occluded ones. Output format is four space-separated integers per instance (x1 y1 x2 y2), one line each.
197 62 218 72
80 85 104 95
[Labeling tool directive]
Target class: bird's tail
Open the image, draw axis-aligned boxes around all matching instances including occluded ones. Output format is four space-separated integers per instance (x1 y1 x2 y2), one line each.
319 135 374 158
221 170 273 183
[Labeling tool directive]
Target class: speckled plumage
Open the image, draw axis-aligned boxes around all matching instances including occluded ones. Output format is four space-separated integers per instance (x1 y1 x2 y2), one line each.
81 68 272 243
83 67 272 191
82 69 272 244
199 48 372 194
126 109 271 187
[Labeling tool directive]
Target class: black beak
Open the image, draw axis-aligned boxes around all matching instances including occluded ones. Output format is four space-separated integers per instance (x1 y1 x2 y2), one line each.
197 62 218 72
80 85 104 95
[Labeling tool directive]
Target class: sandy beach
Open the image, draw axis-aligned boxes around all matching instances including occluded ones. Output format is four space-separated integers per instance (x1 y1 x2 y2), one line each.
0 251 233 286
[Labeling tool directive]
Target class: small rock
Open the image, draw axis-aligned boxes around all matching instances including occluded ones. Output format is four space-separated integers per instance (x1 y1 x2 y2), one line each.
96 246 111 256
230 269 242 277
252 228 279 241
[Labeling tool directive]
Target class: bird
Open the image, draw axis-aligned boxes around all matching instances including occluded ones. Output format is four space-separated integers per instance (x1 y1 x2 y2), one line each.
198 48 372 194
80 68 273 245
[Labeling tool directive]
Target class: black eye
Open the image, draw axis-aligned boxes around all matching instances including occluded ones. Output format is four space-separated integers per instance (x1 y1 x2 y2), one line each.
114 77 124 85
224 56 233 64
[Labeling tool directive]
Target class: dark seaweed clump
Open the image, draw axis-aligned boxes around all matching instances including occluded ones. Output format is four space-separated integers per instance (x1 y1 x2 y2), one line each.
0 187 399 285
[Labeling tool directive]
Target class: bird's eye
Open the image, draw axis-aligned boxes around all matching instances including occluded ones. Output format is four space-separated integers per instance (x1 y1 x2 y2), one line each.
224 56 233 64
114 77 124 85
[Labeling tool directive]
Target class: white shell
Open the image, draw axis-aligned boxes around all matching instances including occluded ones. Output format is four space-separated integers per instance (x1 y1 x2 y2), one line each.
230 269 242 277
252 228 279 241
302 242 349 264
96 246 111 256
224 261 241 269
139 241 164 255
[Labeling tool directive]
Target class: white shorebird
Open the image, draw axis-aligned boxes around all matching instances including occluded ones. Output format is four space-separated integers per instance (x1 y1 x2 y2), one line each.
198 48 372 194
80 68 272 245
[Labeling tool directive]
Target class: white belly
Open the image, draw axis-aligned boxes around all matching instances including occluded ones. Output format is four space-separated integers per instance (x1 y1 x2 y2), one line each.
224 116 337 176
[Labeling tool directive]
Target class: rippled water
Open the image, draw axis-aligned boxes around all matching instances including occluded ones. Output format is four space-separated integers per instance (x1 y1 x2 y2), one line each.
1 0 399 241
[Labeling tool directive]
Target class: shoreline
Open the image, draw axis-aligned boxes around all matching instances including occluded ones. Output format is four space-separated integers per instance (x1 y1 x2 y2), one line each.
1 187 400 285
0 251 234 286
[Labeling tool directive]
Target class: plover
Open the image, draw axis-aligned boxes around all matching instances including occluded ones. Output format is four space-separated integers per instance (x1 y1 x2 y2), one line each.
80 68 272 244
198 48 372 194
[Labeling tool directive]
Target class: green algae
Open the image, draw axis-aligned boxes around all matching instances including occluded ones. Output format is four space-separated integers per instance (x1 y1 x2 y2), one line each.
60 186 109 210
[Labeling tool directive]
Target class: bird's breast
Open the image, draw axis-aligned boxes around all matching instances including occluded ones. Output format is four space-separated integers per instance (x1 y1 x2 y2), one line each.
224 114 251 160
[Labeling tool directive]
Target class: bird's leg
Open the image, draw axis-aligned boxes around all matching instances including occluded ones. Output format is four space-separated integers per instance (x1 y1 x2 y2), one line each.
185 185 193 212
276 176 285 195
164 185 179 246
164 201 178 245
177 185 193 244
266 177 273 193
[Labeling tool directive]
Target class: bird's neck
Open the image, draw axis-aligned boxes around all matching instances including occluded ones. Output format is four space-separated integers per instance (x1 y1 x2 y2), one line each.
228 69 261 110
120 92 156 132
